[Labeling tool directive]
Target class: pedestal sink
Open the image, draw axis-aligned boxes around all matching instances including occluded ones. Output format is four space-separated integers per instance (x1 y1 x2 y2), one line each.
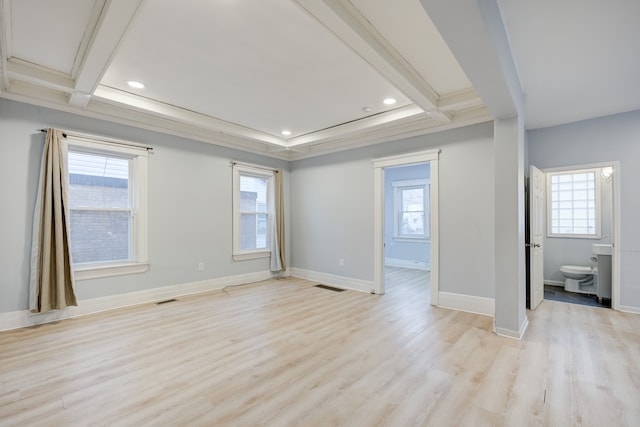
592 243 612 300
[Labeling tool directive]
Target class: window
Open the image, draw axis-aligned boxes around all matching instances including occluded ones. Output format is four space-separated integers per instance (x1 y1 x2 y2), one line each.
233 163 274 260
67 134 149 279
547 169 601 238
393 179 429 240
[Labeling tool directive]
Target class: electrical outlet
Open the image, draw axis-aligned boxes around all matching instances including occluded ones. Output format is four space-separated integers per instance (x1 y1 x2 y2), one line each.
198 262 205 271
339 258 344 266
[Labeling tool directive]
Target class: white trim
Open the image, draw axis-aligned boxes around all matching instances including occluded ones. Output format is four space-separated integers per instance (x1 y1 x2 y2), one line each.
430 159 439 306
232 163 275 260
611 162 621 311
290 268 374 294
438 292 494 317
543 280 565 287
385 258 429 271
67 134 149 278
64 129 152 153
371 148 440 169
75 262 149 280
372 149 440 303
232 251 270 261
618 305 640 315
373 166 385 294
495 315 529 340
0 270 277 332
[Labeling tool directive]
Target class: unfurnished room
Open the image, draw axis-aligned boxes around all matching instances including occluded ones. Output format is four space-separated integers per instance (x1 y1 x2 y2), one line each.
1 0 639 425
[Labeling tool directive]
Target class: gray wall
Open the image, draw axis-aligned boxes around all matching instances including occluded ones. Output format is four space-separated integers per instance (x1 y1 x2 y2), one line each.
384 163 430 267
0 98 290 313
290 122 495 299
543 172 613 283
528 109 640 309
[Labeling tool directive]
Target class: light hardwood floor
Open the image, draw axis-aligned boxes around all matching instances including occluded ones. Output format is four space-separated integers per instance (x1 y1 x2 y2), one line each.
1 268 639 426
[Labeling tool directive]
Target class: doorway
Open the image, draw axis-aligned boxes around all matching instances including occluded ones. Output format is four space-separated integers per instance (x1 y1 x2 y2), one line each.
528 162 620 310
373 149 440 303
383 163 431 298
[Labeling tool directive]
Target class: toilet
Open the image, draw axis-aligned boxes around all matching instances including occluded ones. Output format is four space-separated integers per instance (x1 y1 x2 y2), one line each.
560 265 597 294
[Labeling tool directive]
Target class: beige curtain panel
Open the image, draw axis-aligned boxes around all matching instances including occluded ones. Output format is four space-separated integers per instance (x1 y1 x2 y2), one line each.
270 169 286 272
29 128 78 313
275 170 286 271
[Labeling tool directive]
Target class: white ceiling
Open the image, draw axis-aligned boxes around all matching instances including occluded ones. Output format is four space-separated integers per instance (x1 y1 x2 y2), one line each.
498 0 640 129
0 0 637 158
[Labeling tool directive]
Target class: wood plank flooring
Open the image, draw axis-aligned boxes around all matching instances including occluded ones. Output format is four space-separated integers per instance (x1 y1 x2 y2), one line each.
1 268 639 426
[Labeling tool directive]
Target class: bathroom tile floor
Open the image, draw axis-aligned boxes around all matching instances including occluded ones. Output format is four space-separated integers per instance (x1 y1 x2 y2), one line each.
544 284 611 308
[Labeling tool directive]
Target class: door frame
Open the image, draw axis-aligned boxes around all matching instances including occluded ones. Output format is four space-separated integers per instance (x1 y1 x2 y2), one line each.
529 165 545 309
372 149 440 303
537 161 621 310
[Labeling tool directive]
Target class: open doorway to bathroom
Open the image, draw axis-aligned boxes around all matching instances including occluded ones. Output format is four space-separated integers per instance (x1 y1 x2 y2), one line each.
528 163 618 310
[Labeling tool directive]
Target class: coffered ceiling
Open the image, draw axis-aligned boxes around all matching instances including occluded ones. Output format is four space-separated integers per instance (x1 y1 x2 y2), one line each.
0 0 488 159
1 1 638 159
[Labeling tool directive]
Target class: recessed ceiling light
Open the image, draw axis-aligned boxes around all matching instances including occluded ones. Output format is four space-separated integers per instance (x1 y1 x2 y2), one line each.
127 81 145 89
383 98 396 105
281 130 292 136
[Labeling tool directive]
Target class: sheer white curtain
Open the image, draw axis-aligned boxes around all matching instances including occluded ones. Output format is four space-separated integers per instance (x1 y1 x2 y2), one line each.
270 170 286 272
29 128 78 313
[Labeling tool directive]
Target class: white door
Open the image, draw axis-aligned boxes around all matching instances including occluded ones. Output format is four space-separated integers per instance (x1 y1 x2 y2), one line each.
529 165 545 309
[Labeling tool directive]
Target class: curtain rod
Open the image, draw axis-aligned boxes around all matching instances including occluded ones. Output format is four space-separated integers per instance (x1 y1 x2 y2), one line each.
231 161 279 173
39 129 154 152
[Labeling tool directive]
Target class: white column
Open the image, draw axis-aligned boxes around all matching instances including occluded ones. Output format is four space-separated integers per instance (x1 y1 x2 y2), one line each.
494 115 528 338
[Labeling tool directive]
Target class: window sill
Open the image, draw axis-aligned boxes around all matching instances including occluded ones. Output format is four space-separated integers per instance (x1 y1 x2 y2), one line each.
233 251 270 261
547 234 601 239
74 262 149 281
393 237 430 243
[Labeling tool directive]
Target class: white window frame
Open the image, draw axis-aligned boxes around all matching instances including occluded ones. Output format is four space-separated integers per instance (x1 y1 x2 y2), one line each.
232 163 274 261
67 133 149 280
546 168 601 239
392 179 429 241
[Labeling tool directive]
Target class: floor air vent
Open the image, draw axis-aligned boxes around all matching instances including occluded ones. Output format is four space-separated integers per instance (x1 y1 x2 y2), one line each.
314 284 346 292
156 298 178 305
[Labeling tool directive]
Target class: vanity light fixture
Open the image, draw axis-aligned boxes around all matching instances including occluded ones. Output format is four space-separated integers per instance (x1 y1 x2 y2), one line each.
127 81 145 89
383 98 396 105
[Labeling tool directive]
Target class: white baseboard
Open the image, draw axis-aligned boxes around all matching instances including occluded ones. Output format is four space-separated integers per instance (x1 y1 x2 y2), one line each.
495 315 529 340
544 280 565 287
385 258 429 271
0 270 278 332
290 268 374 293
618 305 640 315
437 291 494 317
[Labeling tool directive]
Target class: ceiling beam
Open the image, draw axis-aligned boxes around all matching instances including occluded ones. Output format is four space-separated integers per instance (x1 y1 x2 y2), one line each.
6 59 75 92
419 0 522 119
293 0 451 124
287 104 425 147
93 85 288 147
68 0 145 108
